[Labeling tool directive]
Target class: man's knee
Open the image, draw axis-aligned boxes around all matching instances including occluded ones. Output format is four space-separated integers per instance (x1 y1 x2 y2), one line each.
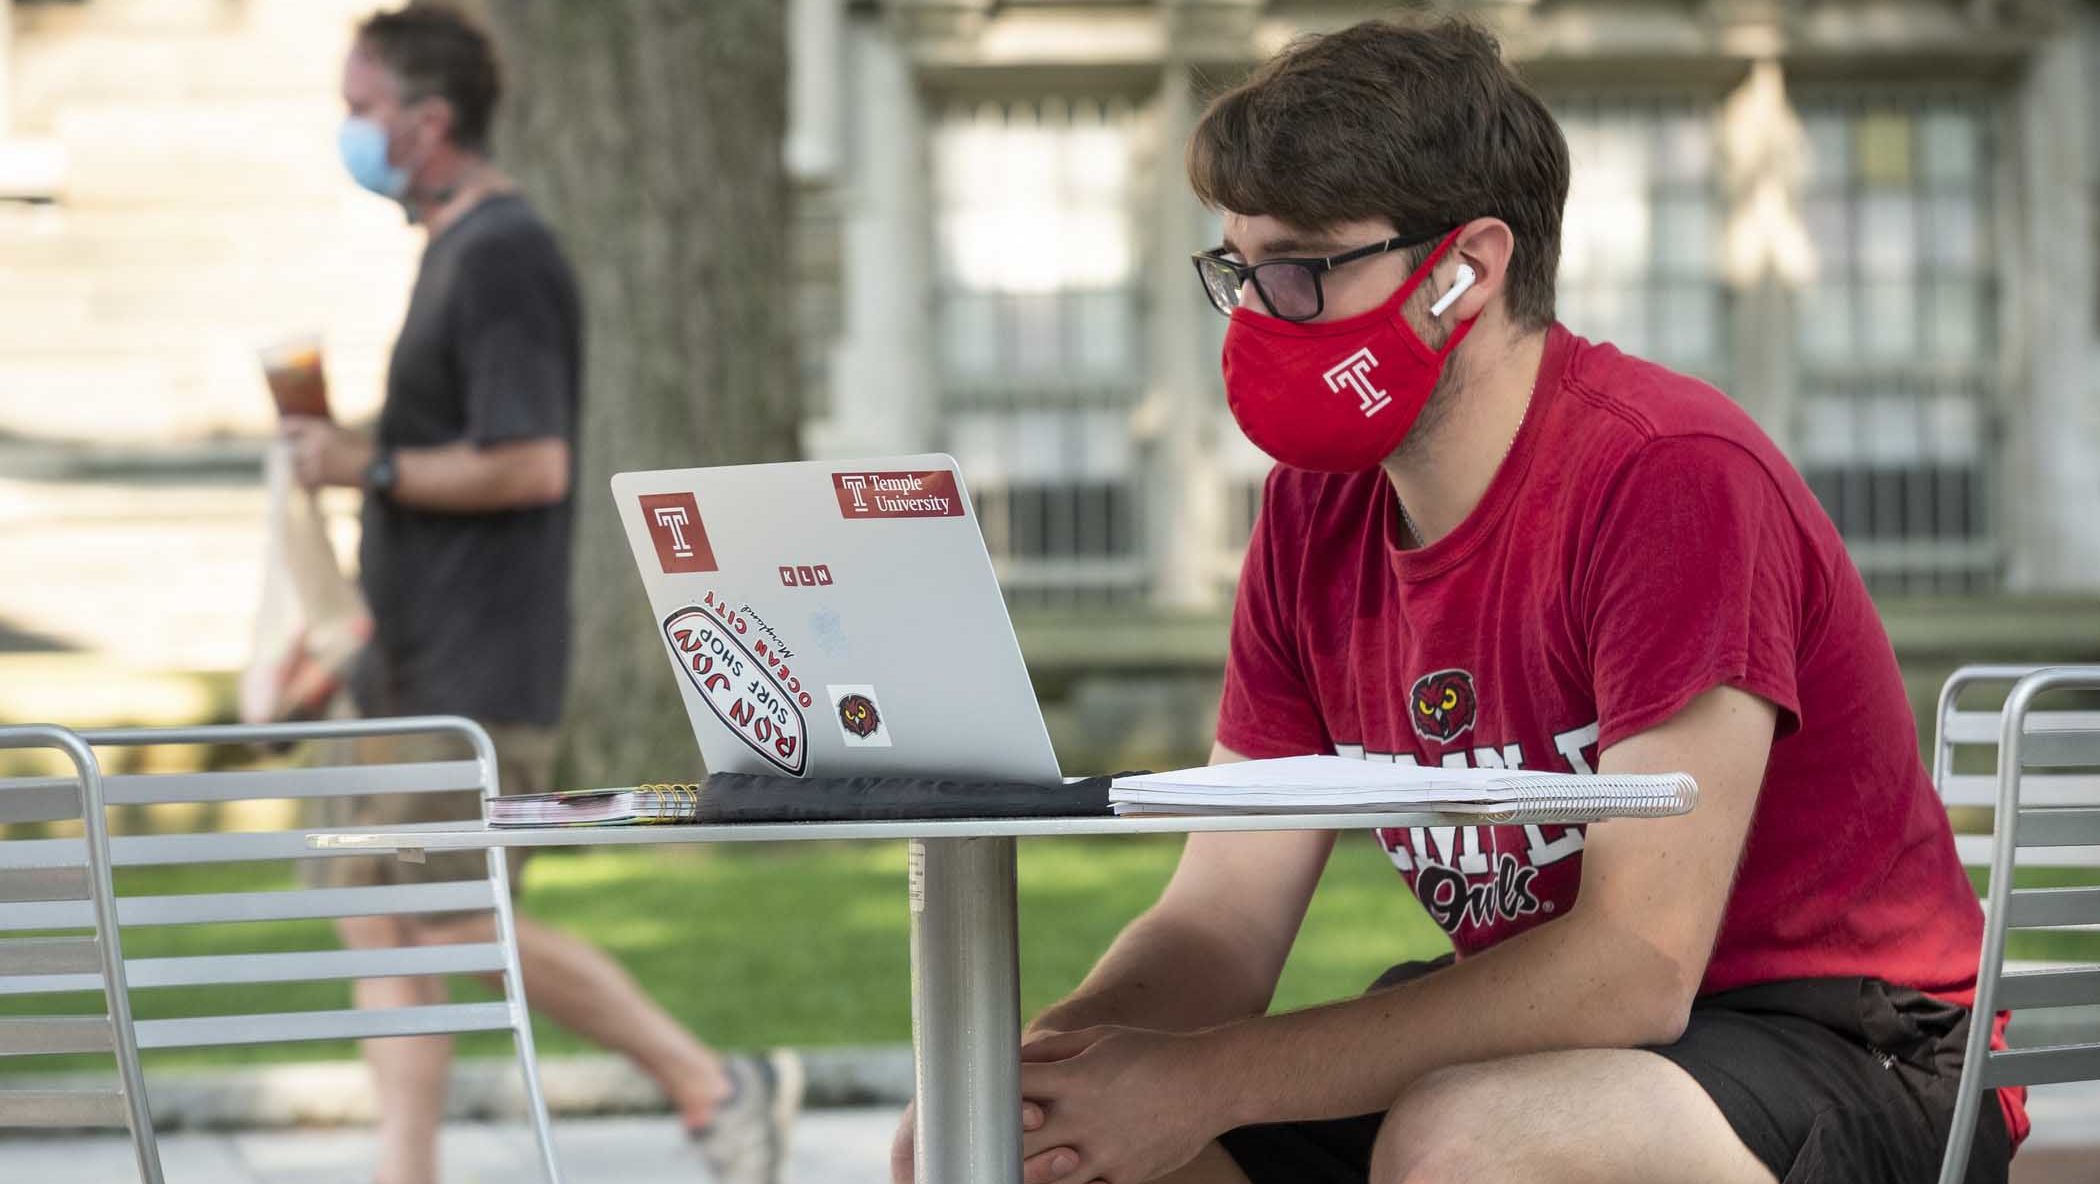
339 910 496 949
1369 1062 1510 1184
408 911 498 945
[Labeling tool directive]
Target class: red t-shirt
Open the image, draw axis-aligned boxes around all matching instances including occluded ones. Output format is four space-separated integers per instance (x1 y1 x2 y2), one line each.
1216 323 2025 1144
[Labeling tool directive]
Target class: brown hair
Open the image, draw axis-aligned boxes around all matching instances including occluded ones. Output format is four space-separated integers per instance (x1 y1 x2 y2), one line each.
1187 18 1569 329
355 4 502 154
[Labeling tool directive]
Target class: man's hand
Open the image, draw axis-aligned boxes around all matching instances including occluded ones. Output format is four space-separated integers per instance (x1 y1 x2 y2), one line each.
1018 1026 1225 1184
889 1101 913 1184
281 417 373 489
887 1097 1052 1184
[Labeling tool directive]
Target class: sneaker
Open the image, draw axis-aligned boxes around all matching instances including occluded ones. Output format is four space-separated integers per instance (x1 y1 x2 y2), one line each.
691 1049 805 1184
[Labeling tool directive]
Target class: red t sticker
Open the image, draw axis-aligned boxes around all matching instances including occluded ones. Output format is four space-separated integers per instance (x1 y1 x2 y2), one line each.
638 493 718 573
832 471 965 519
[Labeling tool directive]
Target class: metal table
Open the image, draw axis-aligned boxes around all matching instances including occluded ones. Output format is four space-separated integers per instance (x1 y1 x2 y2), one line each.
310 808 1637 1183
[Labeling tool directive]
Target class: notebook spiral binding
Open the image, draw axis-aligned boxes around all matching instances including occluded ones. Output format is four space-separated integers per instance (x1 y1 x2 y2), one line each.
1467 772 1697 824
635 782 703 824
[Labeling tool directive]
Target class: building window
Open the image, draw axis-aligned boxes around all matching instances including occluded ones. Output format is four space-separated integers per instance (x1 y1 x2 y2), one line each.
1793 95 1999 593
1553 97 1729 384
933 97 1145 606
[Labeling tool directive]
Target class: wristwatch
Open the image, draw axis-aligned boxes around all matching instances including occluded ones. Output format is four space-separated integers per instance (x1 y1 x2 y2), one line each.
362 448 399 496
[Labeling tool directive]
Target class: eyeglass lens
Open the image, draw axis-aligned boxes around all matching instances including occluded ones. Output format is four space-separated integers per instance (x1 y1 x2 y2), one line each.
1197 256 1324 321
1252 262 1320 320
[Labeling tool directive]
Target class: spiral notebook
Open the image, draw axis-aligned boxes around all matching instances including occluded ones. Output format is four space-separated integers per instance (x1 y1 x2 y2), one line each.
1108 756 1697 822
487 784 703 828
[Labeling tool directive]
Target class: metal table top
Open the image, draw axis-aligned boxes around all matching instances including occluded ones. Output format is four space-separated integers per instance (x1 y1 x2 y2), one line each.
306 808 1579 853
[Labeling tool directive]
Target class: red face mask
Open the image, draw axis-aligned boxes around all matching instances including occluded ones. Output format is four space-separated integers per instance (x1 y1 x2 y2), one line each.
1222 228 1475 473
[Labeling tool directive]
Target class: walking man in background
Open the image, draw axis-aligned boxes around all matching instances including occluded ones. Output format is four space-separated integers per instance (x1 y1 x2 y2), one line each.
284 7 799 1182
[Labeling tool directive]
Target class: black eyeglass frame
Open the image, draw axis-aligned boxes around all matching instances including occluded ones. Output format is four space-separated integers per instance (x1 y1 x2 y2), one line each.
1190 224 1460 323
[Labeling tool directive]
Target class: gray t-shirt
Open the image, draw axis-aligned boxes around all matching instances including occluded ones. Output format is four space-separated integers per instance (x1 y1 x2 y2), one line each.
353 193 581 726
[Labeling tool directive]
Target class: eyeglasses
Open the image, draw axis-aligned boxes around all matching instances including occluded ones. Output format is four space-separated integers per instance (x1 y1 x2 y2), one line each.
1191 226 1456 323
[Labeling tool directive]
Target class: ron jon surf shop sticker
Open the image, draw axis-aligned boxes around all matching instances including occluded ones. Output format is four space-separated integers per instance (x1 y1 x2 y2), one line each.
664 604 808 776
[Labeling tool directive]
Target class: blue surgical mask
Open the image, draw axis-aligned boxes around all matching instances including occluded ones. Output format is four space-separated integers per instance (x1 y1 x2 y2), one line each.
338 116 409 200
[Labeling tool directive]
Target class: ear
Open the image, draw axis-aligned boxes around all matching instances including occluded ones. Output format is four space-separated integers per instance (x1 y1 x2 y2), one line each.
411 93 458 151
1436 218 1515 323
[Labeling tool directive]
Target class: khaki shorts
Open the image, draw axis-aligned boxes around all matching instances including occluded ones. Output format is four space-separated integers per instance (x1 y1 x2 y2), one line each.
309 721 558 896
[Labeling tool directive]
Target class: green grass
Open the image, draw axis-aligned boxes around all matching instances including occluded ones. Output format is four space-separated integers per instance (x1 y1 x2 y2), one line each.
0 833 1448 1073
6 838 2090 1075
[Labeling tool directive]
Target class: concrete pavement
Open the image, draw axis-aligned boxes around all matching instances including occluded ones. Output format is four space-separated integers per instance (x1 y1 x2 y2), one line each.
0 1109 898 1183
4 1085 2098 1183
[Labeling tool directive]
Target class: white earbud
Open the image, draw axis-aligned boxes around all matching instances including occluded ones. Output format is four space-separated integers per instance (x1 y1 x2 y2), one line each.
1428 263 1477 319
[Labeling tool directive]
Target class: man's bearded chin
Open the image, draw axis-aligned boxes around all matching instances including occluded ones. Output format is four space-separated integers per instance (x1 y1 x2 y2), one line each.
1387 340 1467 467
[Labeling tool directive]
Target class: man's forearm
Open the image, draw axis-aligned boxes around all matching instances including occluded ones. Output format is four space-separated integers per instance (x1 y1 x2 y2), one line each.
1199 908 1696 1129
1030 907 1280 1039
390 440 570 513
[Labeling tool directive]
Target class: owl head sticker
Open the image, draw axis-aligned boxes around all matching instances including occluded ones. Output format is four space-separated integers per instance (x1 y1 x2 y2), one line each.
1409 668 1478 744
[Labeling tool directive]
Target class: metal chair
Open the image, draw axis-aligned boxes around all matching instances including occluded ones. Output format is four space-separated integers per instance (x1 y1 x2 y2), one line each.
1935 665 2100 974
1934 667 2100 1184
0 716 558 1182
0 724 162 1183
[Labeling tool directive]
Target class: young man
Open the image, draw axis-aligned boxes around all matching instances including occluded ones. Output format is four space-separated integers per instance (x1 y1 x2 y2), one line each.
284 8 798 1183
916 18 2021 1184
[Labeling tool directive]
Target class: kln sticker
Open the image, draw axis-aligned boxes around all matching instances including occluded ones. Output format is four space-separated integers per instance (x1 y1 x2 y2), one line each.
665 606 807 776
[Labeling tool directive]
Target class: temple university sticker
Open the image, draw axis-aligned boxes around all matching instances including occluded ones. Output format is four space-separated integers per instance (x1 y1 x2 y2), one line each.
828 684 892 748
664 598 808 776
637 492 718 574
832 470 965 519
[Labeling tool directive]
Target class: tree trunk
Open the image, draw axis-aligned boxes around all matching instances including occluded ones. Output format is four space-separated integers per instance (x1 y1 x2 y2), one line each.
475 0 795 786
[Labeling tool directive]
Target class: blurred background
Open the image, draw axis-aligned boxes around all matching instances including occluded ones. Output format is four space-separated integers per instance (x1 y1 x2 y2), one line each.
1 0 2097 1178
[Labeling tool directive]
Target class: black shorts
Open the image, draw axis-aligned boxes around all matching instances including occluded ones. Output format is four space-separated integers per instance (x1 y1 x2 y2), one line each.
1217 960 2013 1184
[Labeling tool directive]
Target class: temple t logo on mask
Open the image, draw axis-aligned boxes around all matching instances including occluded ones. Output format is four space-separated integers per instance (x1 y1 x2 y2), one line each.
1322 347 1391 417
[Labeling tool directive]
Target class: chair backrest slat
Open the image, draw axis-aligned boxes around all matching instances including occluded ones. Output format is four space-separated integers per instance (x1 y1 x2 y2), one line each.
2014 807 2100 847
1993 966 2100 1011
0 780 93 824
1941 709 2100 746
2004 886 2100 929
102 761 487 805
0 865 93 901
2017 731 2100 769
0 821 481 871
0 1089 133 1127
1940 709 2100 743
0 760 484 815
1954 833 2094 868
1942 773 2100 808
0 879 498 932
0 942 510 996
134 1001 514 1050
0 936 108 977
1980 1044 2100 1090
0 1015 114 1056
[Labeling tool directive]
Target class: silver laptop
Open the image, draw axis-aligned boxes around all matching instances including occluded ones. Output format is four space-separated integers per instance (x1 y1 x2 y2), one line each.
611 455 1062 785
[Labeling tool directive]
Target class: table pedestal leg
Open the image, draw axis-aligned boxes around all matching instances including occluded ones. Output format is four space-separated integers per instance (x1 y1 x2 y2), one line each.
909 835 1022 1184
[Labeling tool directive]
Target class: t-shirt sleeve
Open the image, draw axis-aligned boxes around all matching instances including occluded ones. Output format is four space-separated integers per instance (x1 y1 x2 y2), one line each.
1579 435 1811 752
1216 471 1331 758
452 235 577 446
